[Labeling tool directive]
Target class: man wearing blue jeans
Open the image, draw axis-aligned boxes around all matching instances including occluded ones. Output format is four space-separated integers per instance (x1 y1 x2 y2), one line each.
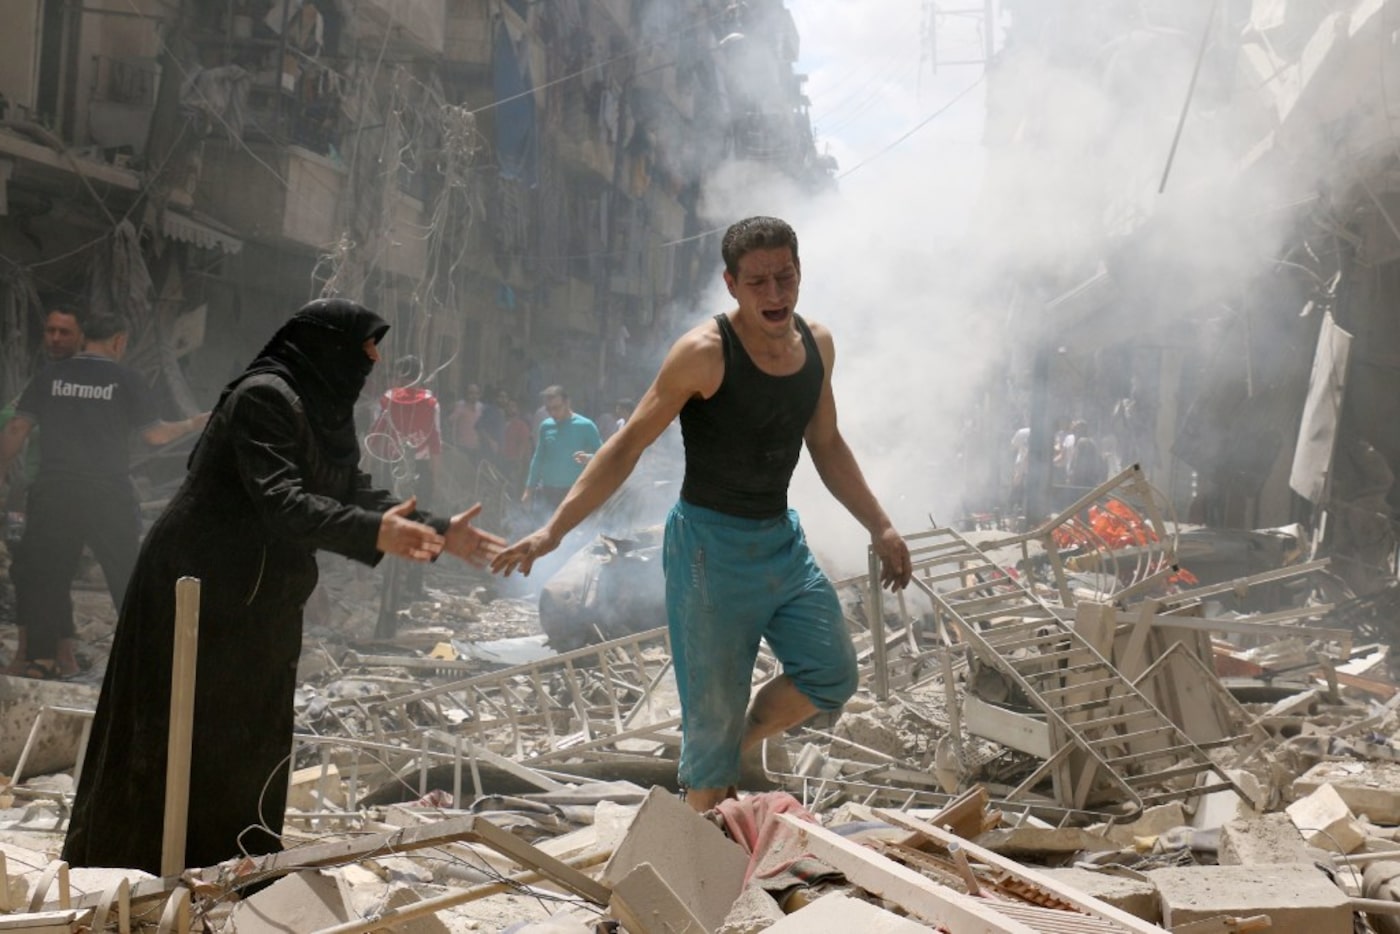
491 216 911 811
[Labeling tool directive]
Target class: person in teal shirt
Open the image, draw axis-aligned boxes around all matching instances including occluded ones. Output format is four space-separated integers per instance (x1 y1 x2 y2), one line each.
522 385 602 518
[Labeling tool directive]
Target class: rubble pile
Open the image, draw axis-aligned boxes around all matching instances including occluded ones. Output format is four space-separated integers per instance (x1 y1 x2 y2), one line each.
0 468 1398 930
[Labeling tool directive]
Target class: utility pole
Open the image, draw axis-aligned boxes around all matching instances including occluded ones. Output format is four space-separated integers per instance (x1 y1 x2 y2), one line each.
922 0 998 73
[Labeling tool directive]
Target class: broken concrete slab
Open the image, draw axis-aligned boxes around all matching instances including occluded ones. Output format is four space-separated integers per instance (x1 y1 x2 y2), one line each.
974 824 1118 856
353 885 452 934
1286 782 1365 854
609 861 707 934
1147 864 1351 934
1218 813 1312 866
602 787 747 932
228 870 352 933
761 892 928 933
1040 868 1161 923
1190 769 1262 831
1294 761 1400 824
717 884 786 934
1093 803 1186 847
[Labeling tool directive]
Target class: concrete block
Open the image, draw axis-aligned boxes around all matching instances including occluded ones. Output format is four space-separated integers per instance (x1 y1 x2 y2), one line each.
1040 868 1161 923
1286 783 1365 854
1294 761 1400 824
1218 813 1312 866
717 885 785 934
1148 864 1351 934
1097 803 1186 846
609 861 707 934
763 892 927 933
228 870 352 933
372 886 452 934
1191 769 1262 831
602 787 747 931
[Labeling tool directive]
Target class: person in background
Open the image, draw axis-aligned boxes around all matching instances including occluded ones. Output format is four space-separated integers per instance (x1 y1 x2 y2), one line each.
0 313 206 678
522 385 601 520
500 394 534 494
61 299 504 875
447 383 483 453
600 397 635 443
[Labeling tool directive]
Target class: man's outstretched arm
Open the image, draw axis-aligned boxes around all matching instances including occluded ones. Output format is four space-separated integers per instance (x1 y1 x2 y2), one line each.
491 326 719 576
803 325 911 590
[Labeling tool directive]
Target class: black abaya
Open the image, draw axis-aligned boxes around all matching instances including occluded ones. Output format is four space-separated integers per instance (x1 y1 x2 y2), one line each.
63 302 437 872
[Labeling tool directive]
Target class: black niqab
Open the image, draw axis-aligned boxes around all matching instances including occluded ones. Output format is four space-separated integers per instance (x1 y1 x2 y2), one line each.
205 298 388 466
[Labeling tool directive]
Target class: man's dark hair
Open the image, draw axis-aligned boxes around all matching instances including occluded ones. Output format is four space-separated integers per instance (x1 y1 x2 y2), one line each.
542 385 568 402
721 216 799 277
83 313 130 342
46 307 85 326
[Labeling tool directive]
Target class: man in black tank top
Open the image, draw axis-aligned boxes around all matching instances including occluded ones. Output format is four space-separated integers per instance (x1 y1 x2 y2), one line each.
491 216 912 813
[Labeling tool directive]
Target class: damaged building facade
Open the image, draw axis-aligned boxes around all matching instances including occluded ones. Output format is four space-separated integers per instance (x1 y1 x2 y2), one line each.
977 0 1400 608
0 0 829 434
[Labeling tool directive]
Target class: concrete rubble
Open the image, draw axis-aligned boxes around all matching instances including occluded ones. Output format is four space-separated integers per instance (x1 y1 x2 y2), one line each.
2 470 1400 930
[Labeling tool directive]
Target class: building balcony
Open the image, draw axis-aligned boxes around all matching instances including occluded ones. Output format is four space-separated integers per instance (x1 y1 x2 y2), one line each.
350 0 447 56
445 0 491 64
195 140 345 251
194 139 427 280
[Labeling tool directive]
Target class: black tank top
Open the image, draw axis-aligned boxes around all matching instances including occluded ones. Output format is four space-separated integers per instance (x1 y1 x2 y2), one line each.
679 313 824 518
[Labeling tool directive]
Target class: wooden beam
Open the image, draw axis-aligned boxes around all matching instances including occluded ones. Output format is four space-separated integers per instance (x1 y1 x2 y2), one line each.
775 814 1040 933
161 578 201 878
872 808 1170 933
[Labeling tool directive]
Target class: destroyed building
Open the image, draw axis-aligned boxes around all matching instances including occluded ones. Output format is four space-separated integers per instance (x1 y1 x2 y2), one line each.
971 0 1400 592
4 1 1400 933
0 0 828 446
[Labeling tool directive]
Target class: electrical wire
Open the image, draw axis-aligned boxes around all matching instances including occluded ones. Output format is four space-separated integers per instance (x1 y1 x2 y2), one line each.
836 73 985 181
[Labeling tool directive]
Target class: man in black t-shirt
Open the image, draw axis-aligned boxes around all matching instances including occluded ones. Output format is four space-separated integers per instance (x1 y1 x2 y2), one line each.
0 314 207 677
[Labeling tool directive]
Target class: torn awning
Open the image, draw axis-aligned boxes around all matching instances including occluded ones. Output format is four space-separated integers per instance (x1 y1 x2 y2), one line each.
160 210 243 254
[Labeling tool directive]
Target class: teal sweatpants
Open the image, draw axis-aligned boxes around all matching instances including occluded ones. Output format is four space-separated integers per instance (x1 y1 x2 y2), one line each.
663 499 857 791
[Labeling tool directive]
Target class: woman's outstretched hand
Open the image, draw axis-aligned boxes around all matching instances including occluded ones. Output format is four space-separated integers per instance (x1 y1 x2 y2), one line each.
444 503 507 567
377 497 444 561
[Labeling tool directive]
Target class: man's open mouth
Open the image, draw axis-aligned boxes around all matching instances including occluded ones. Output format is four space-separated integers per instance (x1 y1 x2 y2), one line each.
762 308 789 323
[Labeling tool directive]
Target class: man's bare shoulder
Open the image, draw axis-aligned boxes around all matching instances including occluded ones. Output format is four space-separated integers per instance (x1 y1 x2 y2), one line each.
658 317 724 398
801 316 834 345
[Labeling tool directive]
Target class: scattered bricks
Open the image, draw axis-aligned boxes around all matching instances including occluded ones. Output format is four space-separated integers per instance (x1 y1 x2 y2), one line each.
761 892 928 933
717 885 786 934
1286 783 1365 854
609 861 708 934
602 787 747 932
1218 813 1312 866
1040 868 1161 923
1148 864 1351 934
1293 761 1400 824
228 870 353 933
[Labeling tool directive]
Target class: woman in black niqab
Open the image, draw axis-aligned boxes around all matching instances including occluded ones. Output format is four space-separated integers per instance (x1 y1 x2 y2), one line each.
63 298 500 875
205 298 389 466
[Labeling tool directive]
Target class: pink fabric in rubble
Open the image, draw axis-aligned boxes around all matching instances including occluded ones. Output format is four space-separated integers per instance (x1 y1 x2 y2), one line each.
713 791 824 886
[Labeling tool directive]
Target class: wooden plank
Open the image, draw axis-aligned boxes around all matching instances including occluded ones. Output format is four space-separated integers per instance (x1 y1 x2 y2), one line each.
775 814 1040 933
872 808 1170 933
963 695 1050 758
161 577 201 878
